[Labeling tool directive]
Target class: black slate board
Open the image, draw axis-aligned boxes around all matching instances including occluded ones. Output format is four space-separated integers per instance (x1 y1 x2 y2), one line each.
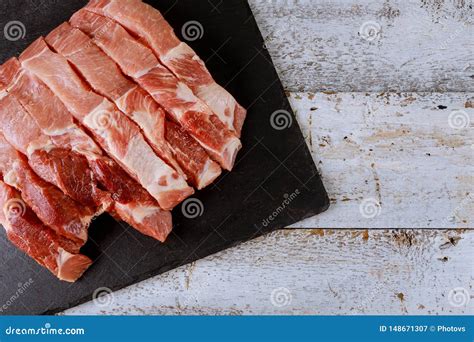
0 0 329 315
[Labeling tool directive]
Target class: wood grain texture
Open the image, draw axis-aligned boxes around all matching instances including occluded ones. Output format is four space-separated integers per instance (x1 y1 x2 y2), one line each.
248 0 474 92
64 229 474 315
290 92 473 228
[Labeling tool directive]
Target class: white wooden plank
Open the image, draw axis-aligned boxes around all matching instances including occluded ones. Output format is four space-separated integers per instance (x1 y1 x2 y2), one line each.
63 229 474 315
289 92 473 228
249 0 474 92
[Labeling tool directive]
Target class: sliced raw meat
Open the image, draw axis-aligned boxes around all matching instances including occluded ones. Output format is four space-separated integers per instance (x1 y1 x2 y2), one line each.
165 121 222 189
85 0 247 137
20 38 193 210
89 157 172 241
71 10 241 171
0 58 173 241
46 22 184 178
47 22 221 189
0 71 109 210
0 133 90 251
0 181 92 282
0 58 103 155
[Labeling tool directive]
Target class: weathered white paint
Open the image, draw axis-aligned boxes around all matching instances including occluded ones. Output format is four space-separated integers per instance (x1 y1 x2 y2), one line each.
290 92 473 228
64 229 474 315
249 0 474 92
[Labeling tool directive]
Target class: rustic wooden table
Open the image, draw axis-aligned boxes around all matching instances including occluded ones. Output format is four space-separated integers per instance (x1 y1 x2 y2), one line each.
65 0 473 315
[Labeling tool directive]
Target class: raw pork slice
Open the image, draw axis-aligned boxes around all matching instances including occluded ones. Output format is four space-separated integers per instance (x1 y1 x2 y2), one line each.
0 70 110 211
71 10 241 171
20 38 193 210
47 22 221 189
165 121 222 189
0 133 91 251
47 22 184 178
0 58 172 241
85 0 247 137
0 181 92 282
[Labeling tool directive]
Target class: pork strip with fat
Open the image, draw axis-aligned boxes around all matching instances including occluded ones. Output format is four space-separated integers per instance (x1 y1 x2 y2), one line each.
85 0 247 136
0 180 92 282
0 58 173 241
20 38 193 210
70 10 241 171
0 133 90 250
47 22 221 189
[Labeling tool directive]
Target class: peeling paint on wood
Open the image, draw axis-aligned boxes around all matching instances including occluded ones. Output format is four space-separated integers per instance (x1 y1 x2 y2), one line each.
249 0 474 92
290 92 473 228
